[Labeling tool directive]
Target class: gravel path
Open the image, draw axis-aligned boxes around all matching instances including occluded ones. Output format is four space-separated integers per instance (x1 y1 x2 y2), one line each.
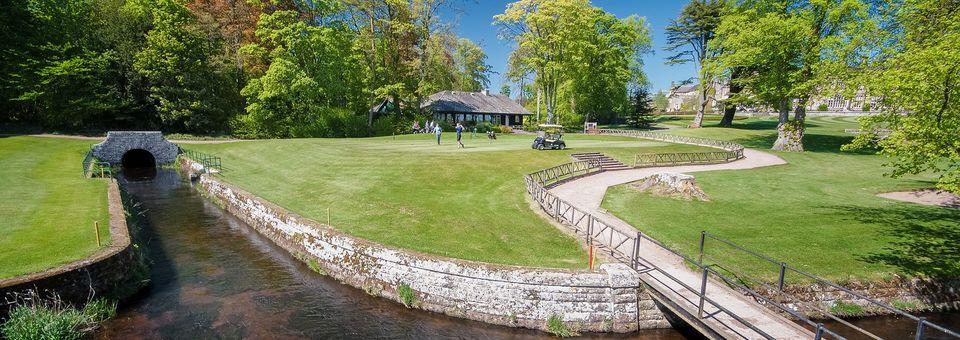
549 148 809 339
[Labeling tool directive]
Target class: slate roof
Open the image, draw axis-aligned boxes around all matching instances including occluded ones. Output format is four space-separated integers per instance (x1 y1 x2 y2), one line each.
671 84 698 94
421 91 532 115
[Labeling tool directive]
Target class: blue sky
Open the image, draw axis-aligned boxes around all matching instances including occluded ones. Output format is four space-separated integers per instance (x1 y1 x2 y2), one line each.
440 0 696 95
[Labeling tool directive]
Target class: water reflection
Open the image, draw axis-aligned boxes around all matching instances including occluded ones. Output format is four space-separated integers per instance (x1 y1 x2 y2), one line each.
98 169 688 339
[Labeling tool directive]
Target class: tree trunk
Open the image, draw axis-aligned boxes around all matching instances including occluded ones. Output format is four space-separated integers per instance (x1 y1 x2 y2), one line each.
690 85 708 128
719 69 743 127
772 99 806 152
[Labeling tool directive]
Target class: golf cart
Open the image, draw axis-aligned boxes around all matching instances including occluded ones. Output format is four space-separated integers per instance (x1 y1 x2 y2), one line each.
532 124 566 150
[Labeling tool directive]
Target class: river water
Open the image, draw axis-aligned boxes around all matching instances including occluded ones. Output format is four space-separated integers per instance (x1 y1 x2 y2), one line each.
96 169 687 339
96 169 959 339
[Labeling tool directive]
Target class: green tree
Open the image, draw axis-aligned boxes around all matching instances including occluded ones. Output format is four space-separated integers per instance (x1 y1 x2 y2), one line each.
712 0 873 151
237 9 368 137
652 90 668 112
626 87 656 129
453 38 491 92
495 0 650 125
664 0 724 128
500 85 512 98
847 0 960 192
135 0 238 133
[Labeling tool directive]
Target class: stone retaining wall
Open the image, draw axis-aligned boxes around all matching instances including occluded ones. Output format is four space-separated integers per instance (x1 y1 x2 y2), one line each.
0 180 143 316
179 158 669 333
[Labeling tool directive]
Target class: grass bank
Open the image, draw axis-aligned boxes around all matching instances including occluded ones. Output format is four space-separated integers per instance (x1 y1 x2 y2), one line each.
191 133 713 268
601 116 960 283
0 136 110 279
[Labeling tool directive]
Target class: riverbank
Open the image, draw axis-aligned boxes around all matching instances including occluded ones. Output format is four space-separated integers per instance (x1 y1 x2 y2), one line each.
179 157 671 333
0 136 111 279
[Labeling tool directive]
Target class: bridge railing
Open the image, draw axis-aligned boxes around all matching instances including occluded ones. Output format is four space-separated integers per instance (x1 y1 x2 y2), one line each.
81 150 112 178
523 164 786 339
178 148 222 173
699 232 960 340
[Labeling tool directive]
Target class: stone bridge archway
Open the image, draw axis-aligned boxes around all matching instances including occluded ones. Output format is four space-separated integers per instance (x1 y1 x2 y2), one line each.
91 131 179 166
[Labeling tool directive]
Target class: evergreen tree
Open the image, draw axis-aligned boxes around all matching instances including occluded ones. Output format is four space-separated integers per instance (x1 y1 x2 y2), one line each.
627 87 655 129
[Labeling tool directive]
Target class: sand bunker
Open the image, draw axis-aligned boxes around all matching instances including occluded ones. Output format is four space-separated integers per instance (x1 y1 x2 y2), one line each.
877 189 960 209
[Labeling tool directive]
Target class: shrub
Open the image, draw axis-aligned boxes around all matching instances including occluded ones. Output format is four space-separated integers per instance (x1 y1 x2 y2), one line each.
817 103 829 111
1 297 116 340
546 314 577 337
371 116 399 136
397 283 417 307
494 125 513 134
472 121 495 132
861 103 872 112
829 300 866 316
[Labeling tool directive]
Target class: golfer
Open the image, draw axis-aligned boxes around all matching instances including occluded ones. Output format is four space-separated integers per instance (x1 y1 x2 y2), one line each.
455 122 465 148
434 124 442 145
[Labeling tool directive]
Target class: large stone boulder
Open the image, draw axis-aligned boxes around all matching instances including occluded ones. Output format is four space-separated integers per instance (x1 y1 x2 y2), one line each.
630 172 709 201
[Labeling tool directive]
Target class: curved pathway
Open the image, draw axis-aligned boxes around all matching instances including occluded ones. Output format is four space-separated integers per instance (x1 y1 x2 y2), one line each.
549 149 809 339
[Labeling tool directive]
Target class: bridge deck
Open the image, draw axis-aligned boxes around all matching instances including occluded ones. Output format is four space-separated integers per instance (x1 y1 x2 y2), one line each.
550 150 812 339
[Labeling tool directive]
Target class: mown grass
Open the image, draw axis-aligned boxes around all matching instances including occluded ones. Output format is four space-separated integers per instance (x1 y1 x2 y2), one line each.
192 133 713 268
0 136 110 279
602 115 960 283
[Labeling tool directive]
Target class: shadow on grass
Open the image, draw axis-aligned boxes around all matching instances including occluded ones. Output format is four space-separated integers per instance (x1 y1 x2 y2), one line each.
728 132 876 155
827 204 960 278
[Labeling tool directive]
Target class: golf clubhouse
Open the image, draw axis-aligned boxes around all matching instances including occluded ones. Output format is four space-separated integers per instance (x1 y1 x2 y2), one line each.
420 90 532 126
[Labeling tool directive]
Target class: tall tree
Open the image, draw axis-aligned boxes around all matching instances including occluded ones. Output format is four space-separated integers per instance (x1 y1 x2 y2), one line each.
495 0 650 125
712 0 873 151
663 0 724 128
626 87 656 129
847 0 960 192
453 38 491 92
136 0 239 133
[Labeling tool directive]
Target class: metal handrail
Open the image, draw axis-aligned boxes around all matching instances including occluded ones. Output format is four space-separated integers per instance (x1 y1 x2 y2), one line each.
700 231 960 339
523 164 778 339
81 150 113 178
178 147 222 172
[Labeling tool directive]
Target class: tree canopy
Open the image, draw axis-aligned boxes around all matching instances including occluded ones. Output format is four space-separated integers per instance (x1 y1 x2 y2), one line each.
0 0 492 137
847 0 960 193
495 0 651 126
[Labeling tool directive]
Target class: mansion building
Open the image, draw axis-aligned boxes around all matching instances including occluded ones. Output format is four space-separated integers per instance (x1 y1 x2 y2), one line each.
666 82 878 113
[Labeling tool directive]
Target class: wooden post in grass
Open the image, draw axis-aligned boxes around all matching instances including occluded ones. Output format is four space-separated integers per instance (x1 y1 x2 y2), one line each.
94 221 101 247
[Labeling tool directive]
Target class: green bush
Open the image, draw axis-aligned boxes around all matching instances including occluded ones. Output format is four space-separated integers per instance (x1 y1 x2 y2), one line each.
546 314 577 337
494 125 513 134
829 300 866 316
472 121 495 132
397 283 417 307
1 298 116 340
861 103 872 112
817 103 829 111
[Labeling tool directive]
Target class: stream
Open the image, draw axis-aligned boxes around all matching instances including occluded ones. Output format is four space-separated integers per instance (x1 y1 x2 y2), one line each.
95 169 686 339
95 168 959 339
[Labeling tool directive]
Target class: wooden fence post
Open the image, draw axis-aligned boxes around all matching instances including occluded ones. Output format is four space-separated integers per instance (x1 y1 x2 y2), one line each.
94 221 102 247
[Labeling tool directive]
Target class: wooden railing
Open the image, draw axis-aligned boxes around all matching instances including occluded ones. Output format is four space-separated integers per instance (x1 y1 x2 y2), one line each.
634 151 740 168
596 129 746 168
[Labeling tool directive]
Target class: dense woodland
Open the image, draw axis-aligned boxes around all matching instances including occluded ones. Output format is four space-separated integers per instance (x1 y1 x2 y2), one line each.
0 0 956 191
0 0 499 137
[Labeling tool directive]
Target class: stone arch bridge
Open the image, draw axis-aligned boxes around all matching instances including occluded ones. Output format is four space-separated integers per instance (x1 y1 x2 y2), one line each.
91 131 179 168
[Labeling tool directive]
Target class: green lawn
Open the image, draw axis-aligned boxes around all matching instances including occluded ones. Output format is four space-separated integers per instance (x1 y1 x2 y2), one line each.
0 136 110 279
601 115 960 284
191 133 714 268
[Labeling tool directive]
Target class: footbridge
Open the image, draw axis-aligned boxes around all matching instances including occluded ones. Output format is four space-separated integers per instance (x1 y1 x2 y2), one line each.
525 129 960 339
90 131 179 168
